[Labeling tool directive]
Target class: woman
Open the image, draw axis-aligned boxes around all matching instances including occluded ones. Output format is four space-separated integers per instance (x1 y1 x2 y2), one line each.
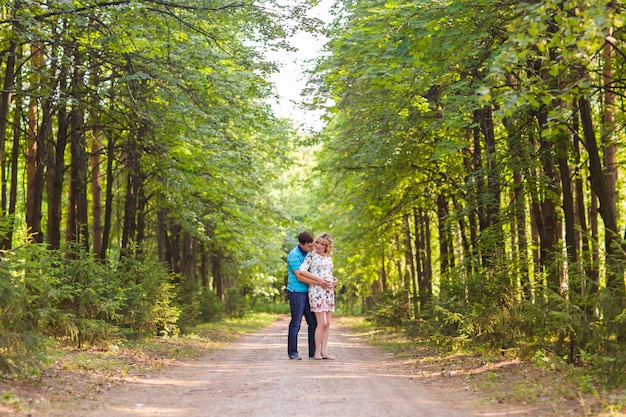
299 232 337 360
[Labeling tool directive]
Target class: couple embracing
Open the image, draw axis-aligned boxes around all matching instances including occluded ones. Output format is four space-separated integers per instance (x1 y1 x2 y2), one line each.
286 231 338 360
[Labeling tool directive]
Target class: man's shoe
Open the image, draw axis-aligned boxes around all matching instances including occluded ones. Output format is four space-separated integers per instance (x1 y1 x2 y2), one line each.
289 354 302 360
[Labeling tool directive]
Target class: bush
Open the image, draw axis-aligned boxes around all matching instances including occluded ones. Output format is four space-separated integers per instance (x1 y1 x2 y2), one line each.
367 290 410 328
0 243 59 375
224 287 246 318
115 255 180 337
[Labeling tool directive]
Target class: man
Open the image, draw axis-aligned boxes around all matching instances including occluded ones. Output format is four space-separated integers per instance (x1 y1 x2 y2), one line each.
286 231 328 360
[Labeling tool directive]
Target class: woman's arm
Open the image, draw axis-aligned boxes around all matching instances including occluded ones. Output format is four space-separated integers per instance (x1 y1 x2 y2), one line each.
295 269 329 288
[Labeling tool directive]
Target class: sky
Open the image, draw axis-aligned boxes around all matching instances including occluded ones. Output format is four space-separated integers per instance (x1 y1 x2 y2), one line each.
266 1 334 131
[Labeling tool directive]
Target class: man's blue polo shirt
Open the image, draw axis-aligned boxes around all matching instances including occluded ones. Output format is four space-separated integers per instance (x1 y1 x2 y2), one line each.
287 245 309 292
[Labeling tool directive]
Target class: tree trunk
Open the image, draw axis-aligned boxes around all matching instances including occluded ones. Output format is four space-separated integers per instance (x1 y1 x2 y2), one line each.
66 45 90 250
556 131 577 294
99 132 115 260
603 26 617 235
26 43 45 244
437 193 452 276
135 176 147 257
572 106 595 308
121 155 138 253
402 213 417 316
0 37 18 249
0 39 16 221
200 244 210 289
414 208 432 307
478 106 500 230
579 97 623 294
212 248 224 299
44 39 66 251
181 233 196 279
157 207 168 263
90 136 103 256
535 111 561 293
529 190 542 302
46 74 68 250
514 167 530 298
5 85 21 249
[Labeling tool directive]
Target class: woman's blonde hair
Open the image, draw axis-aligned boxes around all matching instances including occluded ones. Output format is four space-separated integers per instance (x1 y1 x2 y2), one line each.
315 233 333 256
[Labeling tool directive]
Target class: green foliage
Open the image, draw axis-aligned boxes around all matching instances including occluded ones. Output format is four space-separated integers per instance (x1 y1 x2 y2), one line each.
114 254 180 338
0 242 185 375
198 290 224 323
367 289 410 328
0 244 57 376
42 245 121 349
223 287 247 319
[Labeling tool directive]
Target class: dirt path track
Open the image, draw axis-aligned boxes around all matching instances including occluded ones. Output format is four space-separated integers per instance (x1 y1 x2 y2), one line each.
45 317 528 417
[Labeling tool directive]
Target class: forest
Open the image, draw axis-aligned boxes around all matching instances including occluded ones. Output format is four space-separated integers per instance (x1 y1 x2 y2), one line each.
0 0 624 386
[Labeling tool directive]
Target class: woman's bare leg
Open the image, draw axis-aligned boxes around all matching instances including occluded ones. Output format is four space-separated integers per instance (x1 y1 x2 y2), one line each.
321 312 335 359
313 311 325 359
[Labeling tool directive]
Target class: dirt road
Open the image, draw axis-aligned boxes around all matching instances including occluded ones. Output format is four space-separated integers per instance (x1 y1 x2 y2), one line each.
44 317 530 417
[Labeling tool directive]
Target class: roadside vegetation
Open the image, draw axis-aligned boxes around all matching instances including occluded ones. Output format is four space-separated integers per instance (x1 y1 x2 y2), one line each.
0 313 278 415
342 316 626 417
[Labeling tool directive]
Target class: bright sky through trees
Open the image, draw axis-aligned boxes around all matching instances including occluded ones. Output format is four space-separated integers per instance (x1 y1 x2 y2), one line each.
267 1 332 131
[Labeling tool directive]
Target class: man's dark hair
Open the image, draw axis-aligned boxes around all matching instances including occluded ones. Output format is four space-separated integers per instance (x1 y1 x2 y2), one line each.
298 231 314 244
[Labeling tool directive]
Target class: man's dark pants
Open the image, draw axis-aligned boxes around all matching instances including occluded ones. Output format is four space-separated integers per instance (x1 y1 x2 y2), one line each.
287 290 317 358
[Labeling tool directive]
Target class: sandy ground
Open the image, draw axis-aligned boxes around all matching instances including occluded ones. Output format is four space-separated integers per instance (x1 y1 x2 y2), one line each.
34 317 537 417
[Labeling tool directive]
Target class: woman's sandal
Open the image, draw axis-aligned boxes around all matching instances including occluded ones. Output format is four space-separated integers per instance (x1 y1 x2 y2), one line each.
321 354 336 360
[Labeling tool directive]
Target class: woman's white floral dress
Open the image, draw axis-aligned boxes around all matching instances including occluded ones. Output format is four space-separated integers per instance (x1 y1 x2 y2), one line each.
300 252 335 312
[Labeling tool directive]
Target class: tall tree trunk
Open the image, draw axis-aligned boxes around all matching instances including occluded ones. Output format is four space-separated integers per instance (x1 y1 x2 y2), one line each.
181 233 196 279
90 136 103 256
380 245 388 292
0 39 16 222
414 208 432 307
43 36 65 250
121 150 139 253
169 223 182 274
402 214 416 317
212 248 224 299
589 192 599 296
437 193 452 276
136 176 147 251
514 168 530 298
157 207 168 263
479 106 500 230
46 68 68 250
572 105 596 312
99 132 115 259
461 134 478 279
88 16 104 258
0 36 18 249
26 43 45 244
579 97 623 295
535 111 561 294
556 131 577 294
200 244 210 289
66 45 89 250
5 86 22 249
413 207 424 307
603 26 617 236
423 209 433 302
529 188 542 302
